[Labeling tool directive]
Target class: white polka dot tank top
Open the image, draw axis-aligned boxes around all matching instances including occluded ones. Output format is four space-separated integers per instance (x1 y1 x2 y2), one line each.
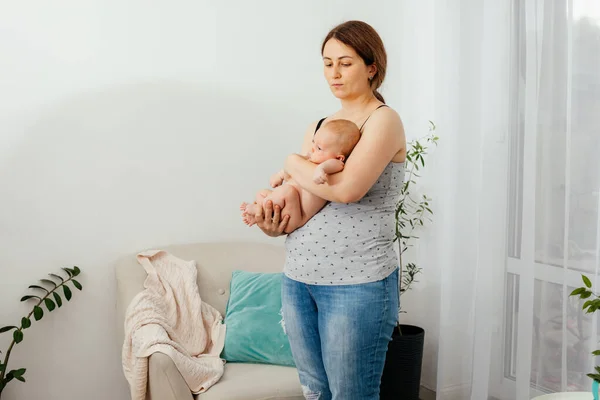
283 160 405 285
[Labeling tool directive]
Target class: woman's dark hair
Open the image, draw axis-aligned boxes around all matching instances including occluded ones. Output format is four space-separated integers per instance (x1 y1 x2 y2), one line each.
321 20 387 103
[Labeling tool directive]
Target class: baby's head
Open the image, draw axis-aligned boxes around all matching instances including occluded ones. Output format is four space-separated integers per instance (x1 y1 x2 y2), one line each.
309 119 360 164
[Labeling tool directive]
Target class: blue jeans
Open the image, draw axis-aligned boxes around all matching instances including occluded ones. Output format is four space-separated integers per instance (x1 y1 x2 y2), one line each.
281 269 399 400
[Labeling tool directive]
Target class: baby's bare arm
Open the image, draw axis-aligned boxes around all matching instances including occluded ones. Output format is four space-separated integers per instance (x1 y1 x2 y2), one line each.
313 159 345 185
319 159 345 174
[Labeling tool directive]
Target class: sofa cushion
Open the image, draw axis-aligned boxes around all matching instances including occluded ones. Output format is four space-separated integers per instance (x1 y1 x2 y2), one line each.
196 363 303 400
221 270 295 367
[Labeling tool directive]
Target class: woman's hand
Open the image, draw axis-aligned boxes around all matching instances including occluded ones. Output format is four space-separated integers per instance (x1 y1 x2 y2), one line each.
255 200 290 237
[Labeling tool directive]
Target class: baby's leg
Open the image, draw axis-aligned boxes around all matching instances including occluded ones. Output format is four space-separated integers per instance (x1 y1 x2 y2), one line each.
265 184 303 234
240 189 272 226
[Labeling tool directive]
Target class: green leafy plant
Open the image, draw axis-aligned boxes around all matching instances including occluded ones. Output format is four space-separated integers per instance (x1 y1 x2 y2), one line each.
394 121 439 324
570 274 600 383
0 266 83 398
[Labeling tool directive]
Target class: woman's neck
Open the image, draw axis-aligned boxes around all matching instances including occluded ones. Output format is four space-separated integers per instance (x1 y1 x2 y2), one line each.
339 92 380 117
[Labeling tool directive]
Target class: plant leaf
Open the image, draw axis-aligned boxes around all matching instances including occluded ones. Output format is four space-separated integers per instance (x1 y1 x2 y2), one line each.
589 373 600 382
13 330 23 344
570 287 586 296
49 273 64 283
33 306 44 321
63 285 72 301
20 295 41 302
592 350 600 356
73 266 81 276
583 275 593 288
9 368 26 382
72 279 82 291
28 285 49 293
0 326 18 334
44 298 56 312
581 291 593 299
40 279 57 288
21 317 31 329
62 268 73 278
53 292 63 308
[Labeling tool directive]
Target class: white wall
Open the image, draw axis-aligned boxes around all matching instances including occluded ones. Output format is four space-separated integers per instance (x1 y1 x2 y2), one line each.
391 0 439 392
0 1 438 399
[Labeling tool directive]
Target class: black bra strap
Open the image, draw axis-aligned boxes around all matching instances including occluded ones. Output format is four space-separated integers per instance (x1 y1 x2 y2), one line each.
359 104 388 131
314 104 388 135
314 117 327 135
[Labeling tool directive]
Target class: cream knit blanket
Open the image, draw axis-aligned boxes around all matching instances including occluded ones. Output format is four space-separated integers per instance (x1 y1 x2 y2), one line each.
122 249 226 400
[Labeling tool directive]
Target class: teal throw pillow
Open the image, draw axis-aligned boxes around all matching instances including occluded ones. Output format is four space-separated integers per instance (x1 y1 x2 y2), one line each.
221 270 295 367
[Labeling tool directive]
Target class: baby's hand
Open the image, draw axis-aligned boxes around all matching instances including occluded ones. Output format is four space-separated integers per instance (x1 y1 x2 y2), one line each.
313 165 328 185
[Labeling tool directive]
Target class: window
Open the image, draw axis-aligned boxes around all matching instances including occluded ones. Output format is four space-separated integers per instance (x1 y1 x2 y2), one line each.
499 0 600 397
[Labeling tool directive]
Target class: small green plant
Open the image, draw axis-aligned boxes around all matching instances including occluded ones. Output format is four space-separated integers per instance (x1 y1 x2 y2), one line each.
0 266 83 398
394 121 438 324
570 274 600 383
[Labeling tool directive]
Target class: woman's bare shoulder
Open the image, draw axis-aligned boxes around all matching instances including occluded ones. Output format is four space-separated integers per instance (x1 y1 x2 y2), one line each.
361 105 404 137
362 105 406 160
371 105 402 124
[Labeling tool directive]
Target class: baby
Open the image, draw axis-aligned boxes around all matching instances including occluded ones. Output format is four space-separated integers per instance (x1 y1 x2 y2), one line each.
240 119 360 234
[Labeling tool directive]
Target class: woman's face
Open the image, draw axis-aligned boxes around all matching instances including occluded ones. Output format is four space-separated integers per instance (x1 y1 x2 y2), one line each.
322 38 375 100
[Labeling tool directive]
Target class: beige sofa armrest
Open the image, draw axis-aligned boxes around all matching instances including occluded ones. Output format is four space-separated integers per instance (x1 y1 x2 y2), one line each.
115 258 194 400
148 353 194 400
115 255 147 347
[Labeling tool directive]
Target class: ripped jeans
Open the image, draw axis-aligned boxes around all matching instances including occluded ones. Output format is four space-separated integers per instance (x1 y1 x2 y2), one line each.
281 269 399 400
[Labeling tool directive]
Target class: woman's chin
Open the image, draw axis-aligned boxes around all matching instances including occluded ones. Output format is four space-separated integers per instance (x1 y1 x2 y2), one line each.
330 89 349 100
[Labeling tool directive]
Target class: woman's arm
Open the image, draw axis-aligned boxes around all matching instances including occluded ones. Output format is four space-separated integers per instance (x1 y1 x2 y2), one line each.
284 108 405 203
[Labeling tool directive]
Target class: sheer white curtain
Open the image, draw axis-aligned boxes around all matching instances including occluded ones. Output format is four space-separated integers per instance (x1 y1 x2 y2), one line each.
399 0 600 399
507 0 600 397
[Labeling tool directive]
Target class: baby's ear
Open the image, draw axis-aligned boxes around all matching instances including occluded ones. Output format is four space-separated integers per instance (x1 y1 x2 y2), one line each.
337 155 346 162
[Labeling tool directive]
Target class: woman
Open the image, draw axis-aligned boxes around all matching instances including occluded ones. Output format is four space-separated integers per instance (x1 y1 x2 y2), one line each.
255 20 406 400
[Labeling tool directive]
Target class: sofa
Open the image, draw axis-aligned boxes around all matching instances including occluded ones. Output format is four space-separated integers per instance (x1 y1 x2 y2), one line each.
115 241 304 400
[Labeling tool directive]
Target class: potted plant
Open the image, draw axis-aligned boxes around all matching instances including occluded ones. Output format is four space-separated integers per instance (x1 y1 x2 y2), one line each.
570 274 600 400
380 121 438 400
0 266 83 399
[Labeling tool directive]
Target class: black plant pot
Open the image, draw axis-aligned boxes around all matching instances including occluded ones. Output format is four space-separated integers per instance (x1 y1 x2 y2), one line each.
380 324 425 400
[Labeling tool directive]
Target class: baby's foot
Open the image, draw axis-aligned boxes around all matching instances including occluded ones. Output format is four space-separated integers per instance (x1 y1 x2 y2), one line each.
243 213 257 226
240 202 257 226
